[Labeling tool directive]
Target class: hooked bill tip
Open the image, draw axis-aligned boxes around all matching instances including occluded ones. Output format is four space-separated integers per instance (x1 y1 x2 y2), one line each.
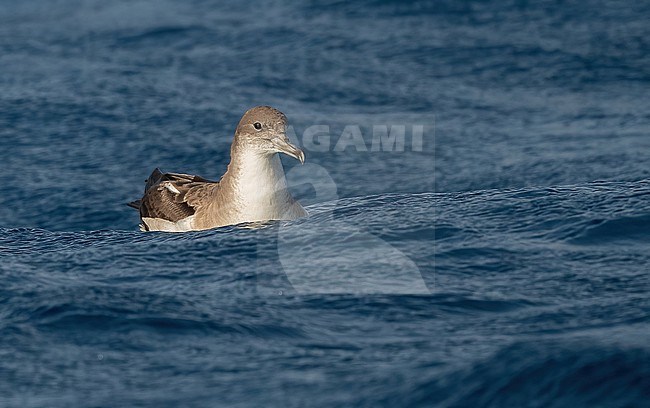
272 135 305 164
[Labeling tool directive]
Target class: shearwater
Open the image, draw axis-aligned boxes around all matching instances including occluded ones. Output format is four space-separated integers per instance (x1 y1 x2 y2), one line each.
128 106 308 232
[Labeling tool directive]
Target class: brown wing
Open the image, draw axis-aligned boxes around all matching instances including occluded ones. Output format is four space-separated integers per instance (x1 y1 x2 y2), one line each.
133 168 219 228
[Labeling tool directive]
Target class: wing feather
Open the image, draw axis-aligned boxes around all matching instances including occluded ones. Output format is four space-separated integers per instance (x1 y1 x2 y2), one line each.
135 168 219 224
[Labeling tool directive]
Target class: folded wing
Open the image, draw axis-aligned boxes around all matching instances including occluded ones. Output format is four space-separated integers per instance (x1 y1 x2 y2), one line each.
129 168 218 230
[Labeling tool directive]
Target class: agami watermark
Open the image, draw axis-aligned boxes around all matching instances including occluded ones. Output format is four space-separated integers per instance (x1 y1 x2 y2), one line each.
263 114 435 295
286 124 425 152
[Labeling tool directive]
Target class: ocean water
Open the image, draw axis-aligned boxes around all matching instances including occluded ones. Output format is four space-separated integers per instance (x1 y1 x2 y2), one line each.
1 0 649 406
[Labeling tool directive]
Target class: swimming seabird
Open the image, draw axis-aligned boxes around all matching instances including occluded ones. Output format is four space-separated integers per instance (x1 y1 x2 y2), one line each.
128 106 308 232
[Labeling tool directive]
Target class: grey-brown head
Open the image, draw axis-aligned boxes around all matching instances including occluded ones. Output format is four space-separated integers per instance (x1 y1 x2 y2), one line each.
234 106 305 164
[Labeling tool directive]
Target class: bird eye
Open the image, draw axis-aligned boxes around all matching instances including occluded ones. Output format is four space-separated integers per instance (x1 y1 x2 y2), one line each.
253 122 262 130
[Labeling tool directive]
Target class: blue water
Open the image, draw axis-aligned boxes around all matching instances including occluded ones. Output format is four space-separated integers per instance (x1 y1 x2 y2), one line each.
1 0 649 406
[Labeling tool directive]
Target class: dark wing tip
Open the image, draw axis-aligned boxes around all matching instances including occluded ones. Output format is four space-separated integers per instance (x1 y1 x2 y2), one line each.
145 168 165 191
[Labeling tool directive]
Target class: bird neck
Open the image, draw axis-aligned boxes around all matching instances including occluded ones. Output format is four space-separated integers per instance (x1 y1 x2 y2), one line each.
223 150 290 206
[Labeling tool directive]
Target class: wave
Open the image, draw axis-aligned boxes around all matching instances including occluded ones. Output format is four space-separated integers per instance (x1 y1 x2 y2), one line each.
407 331 650 407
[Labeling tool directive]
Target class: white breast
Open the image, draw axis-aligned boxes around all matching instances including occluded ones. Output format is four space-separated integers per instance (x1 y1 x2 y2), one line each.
231 152 305 221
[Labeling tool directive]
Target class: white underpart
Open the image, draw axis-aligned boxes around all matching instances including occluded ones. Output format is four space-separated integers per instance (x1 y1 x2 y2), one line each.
142 215 195 232
231 151 305 222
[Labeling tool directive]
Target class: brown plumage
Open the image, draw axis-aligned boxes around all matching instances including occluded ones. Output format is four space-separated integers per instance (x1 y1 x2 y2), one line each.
128 106 308 232
128 169 218 230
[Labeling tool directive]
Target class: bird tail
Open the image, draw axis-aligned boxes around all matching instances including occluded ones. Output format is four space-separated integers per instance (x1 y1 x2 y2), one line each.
127 199 142 210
